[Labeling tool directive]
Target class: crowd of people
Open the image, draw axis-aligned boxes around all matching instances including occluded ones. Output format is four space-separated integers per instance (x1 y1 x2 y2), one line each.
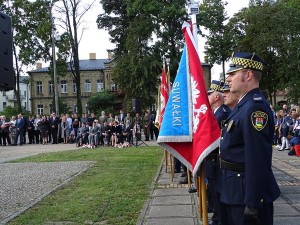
0 110 160 148
272 104 300 155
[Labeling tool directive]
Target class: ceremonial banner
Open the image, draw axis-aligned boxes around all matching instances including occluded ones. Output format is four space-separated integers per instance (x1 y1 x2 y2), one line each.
157 46 193 142
157 22 221 176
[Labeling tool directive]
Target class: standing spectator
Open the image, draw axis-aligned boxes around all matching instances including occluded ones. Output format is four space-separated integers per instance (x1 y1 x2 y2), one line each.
9 116 17 145
40 115 50 144
61 116 68 144
133 120 141 142
49 112 60 144
107 113 114 124
34 114 42 144
118 109 125 125
88 112 97 124
219 52 280 225
22 116 28 144
142 111 150 141
72 113 79 138
124 112 133 127
27 115 35 144
0 115 11 146
66 113 72 143
114 115 119 123
279 109 295 150
133 113 142 129
149 113 155 140
80 113 88 126
98 111 107 126
14 114 25 146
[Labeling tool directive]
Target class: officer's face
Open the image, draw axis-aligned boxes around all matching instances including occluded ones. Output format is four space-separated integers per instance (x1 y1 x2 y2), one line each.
223 90 238 109
208 92 216 106
226 70 247 95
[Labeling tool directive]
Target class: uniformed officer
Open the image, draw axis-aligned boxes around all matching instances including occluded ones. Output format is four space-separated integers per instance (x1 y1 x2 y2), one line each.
219 52 281 225
206 80 231 225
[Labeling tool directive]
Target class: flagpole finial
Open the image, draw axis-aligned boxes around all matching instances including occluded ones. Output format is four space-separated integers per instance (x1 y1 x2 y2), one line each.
162 55 166 68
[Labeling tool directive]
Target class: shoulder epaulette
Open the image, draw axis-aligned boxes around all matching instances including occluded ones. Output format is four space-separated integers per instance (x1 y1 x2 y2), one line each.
253 94 263 102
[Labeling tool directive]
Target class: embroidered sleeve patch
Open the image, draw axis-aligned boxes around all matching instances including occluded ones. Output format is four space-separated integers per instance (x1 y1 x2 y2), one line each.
251 111 268 131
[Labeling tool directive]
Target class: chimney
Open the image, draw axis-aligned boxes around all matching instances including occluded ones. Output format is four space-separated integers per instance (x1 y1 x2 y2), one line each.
107 50 113 59
36 62 42 69
89 53 96 60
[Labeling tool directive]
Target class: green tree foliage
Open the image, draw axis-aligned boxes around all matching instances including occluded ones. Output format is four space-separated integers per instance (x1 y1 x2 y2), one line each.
230 0 300 104
199 0 233 79
0 106 20 119
0 0 70 113
87 91 117 115
97 0 187 109
0 0 52 112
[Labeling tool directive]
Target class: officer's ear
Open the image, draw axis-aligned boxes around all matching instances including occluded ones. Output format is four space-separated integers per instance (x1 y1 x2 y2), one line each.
243 69 252 81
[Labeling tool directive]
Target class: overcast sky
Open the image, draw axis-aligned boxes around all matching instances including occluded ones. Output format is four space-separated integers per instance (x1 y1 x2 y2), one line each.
78 0 250 79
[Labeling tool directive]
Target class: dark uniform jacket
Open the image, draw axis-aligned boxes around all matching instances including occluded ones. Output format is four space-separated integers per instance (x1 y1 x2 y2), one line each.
220 88 281 208
206 104 231 178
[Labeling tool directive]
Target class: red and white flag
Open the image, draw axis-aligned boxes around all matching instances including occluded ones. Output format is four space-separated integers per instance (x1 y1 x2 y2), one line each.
158 22 220 176
159 67 169 124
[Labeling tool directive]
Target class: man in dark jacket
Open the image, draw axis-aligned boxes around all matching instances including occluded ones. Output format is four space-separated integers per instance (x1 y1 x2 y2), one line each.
49 112 60 144
14 113 25 146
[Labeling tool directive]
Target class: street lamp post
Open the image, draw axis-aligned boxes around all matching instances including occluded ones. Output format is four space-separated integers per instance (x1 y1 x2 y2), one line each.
50 0 59 115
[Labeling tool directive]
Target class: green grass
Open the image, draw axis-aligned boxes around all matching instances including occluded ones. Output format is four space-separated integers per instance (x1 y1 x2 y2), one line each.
8 146 163 225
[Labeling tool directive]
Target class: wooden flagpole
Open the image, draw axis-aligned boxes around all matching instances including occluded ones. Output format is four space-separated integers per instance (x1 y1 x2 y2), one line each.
164 150 168 173
187 169 191 188
170 153 174 181
200 163 208 225
197 176 202 220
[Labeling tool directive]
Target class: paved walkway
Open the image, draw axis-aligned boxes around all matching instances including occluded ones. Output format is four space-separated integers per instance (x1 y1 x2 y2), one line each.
0 142 299 224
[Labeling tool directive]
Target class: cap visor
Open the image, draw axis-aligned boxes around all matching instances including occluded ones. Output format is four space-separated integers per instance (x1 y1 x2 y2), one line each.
226 66 244 74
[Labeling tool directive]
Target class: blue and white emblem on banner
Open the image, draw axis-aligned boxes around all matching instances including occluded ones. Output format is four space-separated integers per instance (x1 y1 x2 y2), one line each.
157 46 193 142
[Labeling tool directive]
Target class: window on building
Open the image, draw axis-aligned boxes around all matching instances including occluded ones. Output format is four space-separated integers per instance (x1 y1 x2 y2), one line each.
24 102 27 110
49 81 54 94
3 102 7 109
73 80 77 93
37 104 44 115
96 79 104 92
37 81 43 94
2 91 6 96
61 80 67 93
85 79 91 92
111 82 117 91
